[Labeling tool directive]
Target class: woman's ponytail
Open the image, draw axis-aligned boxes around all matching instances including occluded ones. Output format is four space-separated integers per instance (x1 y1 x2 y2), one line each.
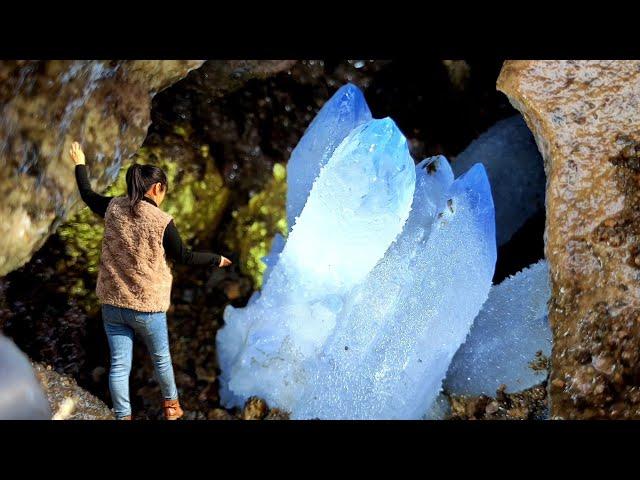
125 163 168 213
126 164 145 209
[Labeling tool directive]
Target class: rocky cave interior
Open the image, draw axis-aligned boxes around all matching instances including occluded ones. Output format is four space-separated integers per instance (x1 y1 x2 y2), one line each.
0 60 547 420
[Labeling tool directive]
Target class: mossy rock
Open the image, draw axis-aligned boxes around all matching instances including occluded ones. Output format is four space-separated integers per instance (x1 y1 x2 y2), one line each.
225 163 287 289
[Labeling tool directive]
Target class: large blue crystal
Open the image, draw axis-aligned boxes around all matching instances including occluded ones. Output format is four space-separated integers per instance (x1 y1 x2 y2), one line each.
292 158 496 419
216 84 550 419
218 112 415 411
286 83 372 230
453 115 545 246
445 260 551 396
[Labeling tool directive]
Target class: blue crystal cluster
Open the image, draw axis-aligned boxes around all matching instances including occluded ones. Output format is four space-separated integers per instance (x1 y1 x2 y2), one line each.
217 84 550 419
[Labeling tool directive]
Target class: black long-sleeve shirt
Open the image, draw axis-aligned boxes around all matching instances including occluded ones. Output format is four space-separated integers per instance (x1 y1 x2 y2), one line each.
75 164 221 267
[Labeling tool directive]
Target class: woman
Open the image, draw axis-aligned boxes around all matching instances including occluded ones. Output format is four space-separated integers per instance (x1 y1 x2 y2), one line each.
70 141 232 420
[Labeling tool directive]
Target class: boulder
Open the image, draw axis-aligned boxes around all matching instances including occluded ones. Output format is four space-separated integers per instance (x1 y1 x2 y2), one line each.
498 60 640 419
184 60 297 99
33 362 114 420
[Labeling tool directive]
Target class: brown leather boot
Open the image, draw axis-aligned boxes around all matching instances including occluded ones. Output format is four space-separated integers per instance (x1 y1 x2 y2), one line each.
163 399 184 420
120 415 132 420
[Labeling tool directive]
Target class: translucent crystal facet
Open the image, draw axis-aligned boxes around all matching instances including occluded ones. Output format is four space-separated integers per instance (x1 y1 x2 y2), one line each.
292 161 496 419
453 115 545 246
218 116 416 411
286 83 372 230
444 260 551 396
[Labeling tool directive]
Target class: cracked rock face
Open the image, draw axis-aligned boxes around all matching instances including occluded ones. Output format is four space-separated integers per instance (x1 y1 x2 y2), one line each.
0 60 204 277
180 60 297 99
497 60 640 419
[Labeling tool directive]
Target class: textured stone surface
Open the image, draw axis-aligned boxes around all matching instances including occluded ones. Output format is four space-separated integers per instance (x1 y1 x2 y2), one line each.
497 60 640 419
33 362 114 420
0 60 204 277
241 396 268 420
180 60 297 99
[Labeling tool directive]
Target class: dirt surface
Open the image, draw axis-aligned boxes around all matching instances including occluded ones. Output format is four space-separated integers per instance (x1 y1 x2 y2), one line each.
498 60 640 419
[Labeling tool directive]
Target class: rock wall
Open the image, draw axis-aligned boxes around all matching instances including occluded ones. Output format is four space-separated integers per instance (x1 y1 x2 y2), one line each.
498 60 640 419
180 60 297 99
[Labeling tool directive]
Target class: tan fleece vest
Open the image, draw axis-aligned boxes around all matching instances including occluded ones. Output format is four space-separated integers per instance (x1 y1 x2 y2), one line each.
96 196 173 313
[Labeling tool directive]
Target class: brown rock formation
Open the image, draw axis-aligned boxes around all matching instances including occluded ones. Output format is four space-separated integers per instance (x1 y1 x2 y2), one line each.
179 60 297 99
33 362 114 420
497 60 640 419
241 396 268 420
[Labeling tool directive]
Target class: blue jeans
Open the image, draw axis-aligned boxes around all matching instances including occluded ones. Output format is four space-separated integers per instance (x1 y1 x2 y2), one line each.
102 304 178 419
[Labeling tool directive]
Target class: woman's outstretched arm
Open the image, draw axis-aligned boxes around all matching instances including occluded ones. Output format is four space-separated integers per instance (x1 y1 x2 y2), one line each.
163 221 232 267
70 142 113 218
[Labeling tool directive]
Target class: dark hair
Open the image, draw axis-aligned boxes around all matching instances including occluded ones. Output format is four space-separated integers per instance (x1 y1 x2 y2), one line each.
125 163 168 210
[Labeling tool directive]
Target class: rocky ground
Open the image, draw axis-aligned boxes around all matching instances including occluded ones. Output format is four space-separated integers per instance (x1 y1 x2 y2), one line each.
0 59 547 420
449 384 549 420
33 362 114 420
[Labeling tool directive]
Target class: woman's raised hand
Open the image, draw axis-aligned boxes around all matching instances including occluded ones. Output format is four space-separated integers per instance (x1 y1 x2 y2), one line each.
219 256 232 268
69 141 85 166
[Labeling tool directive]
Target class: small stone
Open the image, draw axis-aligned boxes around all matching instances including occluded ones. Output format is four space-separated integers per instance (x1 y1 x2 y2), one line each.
223 282 242 300
183 411 198 420
496 384 508 403
506 406 529 419
449 396 467 418
195 366 217 383
264 408 291 420
485 401 500 415
622 144 637 159
175 372 195 388
197 383 218 403
32 362 113 420
182 289 195 303
465 396 490 418
207 408 235 420
91 366 106 383
241 396 268 420
592 355 615 375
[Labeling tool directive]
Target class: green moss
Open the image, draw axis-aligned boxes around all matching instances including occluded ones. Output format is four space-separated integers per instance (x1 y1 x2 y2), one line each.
225 162 287 289
57 129 230 307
